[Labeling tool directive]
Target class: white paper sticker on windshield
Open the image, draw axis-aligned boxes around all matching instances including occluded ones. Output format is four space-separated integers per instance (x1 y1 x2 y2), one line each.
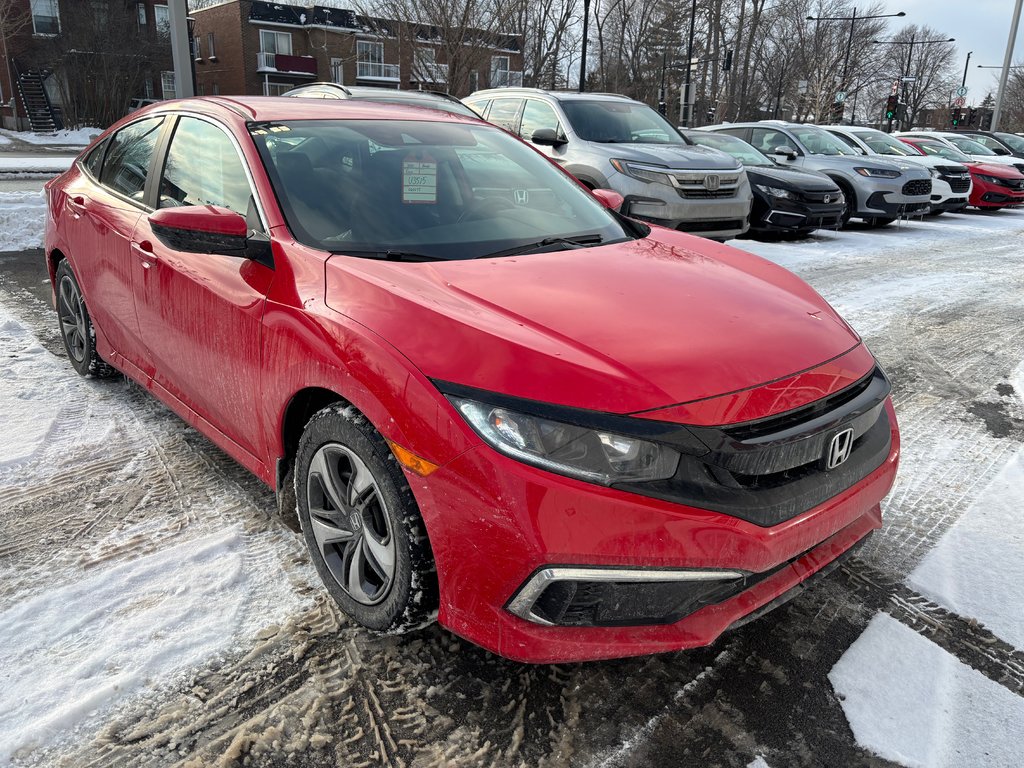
402 160 437 204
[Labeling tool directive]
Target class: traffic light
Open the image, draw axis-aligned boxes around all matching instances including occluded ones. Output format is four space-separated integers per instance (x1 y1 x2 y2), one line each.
950 108 960 127
885 94 898 121
723 49 733 73
967 107 978 126
831 101 845 123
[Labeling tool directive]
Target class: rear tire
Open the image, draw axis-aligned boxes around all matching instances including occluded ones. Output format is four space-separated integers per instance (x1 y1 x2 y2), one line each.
295 404 438 633
55 259 117 378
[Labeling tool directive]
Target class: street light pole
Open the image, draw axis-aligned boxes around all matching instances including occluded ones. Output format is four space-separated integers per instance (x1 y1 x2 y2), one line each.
806 9 905 122
991 0 1023 131
962 50 972 88
682 0 697 127
578 0 591 92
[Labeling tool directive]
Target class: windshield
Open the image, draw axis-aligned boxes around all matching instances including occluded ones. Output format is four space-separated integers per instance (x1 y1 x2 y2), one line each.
688 132 773 166
858 131 923 157
561 100 687 144
913 139 971 163
995 132 1024 153
250 119 633 260
947 136 995 155
790 125 858 156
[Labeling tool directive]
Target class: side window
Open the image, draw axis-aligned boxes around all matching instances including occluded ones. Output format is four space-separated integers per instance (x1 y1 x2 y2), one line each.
487 98 524 132
829 131 864 154
464 98 489 118
520 100 562 141
751 128 797 154
158 117 256 227
100 117 165 201
82 139 107 179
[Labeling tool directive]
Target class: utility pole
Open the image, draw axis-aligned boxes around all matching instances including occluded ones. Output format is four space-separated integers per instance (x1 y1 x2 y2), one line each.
578 0 591 92
168 0 194 98
681 0 697 127
991 0 1023 131
962 51 972 88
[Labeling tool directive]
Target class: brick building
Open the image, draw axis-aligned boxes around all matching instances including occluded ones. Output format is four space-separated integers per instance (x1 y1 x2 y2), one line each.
1 0 174 131
191 0 523 99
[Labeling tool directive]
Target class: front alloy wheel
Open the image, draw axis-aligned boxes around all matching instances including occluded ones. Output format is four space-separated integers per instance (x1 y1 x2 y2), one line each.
295 405 438 632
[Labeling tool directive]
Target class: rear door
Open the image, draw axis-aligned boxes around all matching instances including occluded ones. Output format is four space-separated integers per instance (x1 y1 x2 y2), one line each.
61 116 167 375
131 115 273 460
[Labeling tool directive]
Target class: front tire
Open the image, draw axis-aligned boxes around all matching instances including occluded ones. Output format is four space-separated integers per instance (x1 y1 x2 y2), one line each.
295 404 438 633
55 259 117 378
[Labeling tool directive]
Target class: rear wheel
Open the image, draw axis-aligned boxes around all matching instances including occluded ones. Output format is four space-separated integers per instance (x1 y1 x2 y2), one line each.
55 259 117 378
295 404 438 633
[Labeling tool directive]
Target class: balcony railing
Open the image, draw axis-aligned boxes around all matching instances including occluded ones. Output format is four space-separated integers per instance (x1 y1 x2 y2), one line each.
412 62 448 84
257 51 317 76
356 61 401 81
490 69 523 88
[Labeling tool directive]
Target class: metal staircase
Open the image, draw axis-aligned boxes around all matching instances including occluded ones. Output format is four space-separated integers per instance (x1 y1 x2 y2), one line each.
11 59 62 133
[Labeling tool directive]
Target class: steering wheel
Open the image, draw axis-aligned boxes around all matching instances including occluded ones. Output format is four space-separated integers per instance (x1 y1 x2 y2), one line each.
457 196 514 223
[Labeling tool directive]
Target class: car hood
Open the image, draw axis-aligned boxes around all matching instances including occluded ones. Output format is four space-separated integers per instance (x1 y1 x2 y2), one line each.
324 232 861 415
970 161 1024 177
814 154 928 176
607 143 742 171
745 164 839 191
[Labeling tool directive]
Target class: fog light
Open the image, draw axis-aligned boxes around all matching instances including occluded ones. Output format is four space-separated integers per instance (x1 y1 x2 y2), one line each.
507 567 746 627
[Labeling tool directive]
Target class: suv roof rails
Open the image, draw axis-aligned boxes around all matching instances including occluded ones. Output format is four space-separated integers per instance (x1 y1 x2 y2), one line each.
418 89 462 104
585 92 633 99
287 82 353 96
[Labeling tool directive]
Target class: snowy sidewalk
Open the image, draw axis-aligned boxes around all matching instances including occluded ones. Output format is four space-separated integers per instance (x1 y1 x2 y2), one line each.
0 156 74 177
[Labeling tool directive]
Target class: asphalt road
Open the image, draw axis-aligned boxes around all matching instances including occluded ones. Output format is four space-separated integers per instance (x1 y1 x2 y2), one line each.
1 209 1022 767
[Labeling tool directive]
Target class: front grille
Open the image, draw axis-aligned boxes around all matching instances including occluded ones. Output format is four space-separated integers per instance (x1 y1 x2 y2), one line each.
800 191 844 205
678 188 738 199
617 367 893 527
902 179 932 196
944 176 971 193
670 172 741 200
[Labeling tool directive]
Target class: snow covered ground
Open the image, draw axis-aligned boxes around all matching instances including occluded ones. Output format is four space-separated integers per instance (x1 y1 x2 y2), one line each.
0 191 46 251
0 155 74 177
0 127 100 146
0 208 1022 766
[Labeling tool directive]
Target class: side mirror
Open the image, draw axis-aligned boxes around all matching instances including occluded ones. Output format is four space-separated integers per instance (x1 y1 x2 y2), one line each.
993 146 1011 155
531 127 567 147
773 146 799 160
149 205 248 256
591 188 624 211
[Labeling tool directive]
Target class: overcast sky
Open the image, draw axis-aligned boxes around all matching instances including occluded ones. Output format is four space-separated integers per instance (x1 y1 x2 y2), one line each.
877 0 1022 103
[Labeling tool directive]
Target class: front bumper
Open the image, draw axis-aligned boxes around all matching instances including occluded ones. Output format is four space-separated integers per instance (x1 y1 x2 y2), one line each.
851 175 932 217
750 194 845 233
971 179 1024 207
413 396 900 663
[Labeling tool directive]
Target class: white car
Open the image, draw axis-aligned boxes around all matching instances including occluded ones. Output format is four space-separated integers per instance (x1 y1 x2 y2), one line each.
825 126 971 215
897 131 1024 175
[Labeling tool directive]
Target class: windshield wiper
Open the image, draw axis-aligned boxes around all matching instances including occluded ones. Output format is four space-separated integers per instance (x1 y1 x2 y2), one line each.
333 249 438 262
475 234 606 259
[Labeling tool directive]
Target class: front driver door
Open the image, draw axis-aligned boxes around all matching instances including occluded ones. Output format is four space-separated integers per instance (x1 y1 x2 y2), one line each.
131 115 273 462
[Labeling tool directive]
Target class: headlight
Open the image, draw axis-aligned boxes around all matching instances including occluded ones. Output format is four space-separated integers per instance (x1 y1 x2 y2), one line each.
929 168 940 178
610 159 673 186
755 184 794 199
975 174 1004 185
450 397 681 485
854 167 901 178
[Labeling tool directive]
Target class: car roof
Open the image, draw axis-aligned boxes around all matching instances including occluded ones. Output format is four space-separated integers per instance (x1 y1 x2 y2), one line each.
466 88 641 105
138 95 481 125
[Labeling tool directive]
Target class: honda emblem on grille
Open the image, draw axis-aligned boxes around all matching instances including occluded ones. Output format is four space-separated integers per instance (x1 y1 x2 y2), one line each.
823 194 832 204
514 189 529 205
704 175 721 191
825 428 855 470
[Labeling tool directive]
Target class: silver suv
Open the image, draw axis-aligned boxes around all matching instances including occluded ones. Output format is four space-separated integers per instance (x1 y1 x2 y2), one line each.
464 89 752 240
702 121 933 227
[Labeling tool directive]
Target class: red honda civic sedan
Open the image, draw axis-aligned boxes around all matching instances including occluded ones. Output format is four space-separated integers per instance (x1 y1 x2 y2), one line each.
899 136 1024 210
44 97 900 663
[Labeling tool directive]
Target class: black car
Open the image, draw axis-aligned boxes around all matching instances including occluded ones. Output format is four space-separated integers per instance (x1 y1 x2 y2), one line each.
282 83 480 118
957 130 1024 160
685 130 845 238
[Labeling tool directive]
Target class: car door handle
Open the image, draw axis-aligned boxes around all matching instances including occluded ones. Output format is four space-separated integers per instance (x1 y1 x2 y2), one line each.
66 195 87 217
132 240 157 268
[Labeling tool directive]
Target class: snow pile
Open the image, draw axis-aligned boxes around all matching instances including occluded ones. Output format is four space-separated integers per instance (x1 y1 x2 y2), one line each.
0 127 100 146
0 313 60 465
0 190 46 251
830 613 1024 768
0 528 252 762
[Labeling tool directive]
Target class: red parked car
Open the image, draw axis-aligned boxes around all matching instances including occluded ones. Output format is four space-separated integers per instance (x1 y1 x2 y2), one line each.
44 97 900 663
899 136 1024 210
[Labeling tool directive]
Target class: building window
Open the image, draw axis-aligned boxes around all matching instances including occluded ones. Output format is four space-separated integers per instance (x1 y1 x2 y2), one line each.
154 5 169 38
330 58 343 84
207 33 217 59
259 29 292 55
357 40 384 65
161 71 176 100
137 4 147 26
30 0 60 35
264 81 293 96
212 83 220 95
143 78 154 99
192 36 202 60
